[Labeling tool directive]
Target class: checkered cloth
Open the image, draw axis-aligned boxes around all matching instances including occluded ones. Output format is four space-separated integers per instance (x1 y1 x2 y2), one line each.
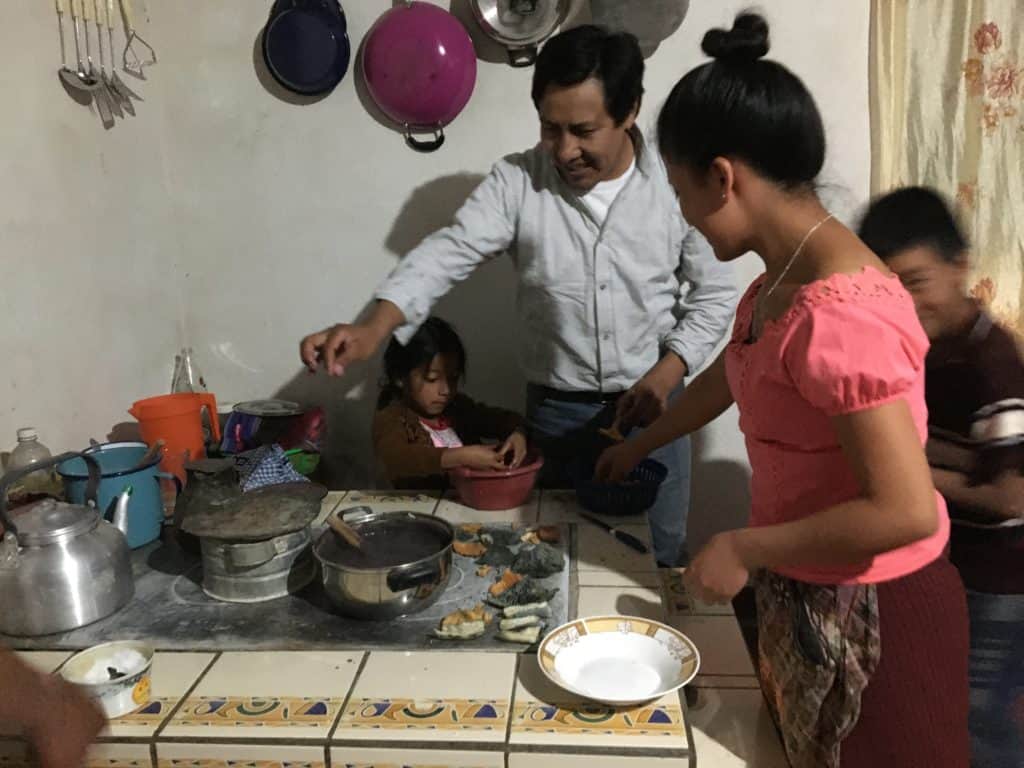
235 444 308 492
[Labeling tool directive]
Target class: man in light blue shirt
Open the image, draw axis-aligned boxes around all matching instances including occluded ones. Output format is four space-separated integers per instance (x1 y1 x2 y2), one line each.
301 26 737 565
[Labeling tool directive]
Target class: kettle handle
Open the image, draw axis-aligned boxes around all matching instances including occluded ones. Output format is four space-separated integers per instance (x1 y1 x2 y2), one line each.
0 452 102 535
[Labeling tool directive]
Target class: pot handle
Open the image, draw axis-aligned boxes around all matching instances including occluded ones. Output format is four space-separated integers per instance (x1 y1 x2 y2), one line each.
0 452 102 535
507 46 537 68
155 472 183 498
404 124 445 153
223 538 278 569
387 561 442 592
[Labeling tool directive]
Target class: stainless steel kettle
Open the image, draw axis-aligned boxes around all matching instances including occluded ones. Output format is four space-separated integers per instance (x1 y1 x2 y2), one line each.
0 453 134 636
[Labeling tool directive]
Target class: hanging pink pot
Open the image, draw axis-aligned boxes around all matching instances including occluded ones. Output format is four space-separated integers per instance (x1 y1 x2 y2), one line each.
362 1 478 152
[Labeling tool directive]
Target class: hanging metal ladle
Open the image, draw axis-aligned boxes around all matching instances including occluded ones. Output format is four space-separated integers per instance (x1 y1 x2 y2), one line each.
56 0 95 96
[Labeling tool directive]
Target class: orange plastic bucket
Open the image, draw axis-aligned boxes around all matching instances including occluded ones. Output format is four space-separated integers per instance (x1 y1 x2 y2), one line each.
128 393 221 480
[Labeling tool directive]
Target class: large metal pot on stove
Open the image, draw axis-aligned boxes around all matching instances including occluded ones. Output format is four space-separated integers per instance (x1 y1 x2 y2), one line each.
0 453 134 636
314 507 453 620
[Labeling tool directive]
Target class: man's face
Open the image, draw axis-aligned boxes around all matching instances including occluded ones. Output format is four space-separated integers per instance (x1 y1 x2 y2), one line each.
538 78 636 192
885 245 969 340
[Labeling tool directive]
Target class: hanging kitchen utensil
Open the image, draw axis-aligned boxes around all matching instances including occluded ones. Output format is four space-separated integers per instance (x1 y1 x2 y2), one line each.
90 0 123 119
362 1 477 152
119 0 156 77
589 0 689 59
261 0 350 96
105 0 139 112
80 0 115 126
470 0 571 67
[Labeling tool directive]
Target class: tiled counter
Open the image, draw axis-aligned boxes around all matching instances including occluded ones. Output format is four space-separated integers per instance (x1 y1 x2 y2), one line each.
0 490 788 768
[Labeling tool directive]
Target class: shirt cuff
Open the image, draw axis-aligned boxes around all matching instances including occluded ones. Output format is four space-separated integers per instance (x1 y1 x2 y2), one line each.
374 287 424 345
663 336 702 375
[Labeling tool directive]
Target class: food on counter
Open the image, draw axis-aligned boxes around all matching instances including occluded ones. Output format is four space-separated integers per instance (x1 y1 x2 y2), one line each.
480 526 520 548
503 601 551 619
488 569 524 597
453 539 487 558
434 603 493 640
476 564 493 578
456 523 483 539
476 543 515 567
499 614 543 631
487 577 557 607
520 525 561 545
497 624 543 644
513 542 564 578
77 649 148 684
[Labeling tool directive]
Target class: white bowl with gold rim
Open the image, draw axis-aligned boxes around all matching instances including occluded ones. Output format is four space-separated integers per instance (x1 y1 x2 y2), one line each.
537 615 700 706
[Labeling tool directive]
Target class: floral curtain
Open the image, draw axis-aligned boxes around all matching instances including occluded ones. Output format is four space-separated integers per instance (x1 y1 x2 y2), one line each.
871 0 1023 335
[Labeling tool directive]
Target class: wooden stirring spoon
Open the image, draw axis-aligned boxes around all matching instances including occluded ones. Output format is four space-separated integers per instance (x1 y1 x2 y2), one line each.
326 513 363 549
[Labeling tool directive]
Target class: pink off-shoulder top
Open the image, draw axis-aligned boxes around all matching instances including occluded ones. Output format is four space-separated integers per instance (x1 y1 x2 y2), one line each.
725 266 949 585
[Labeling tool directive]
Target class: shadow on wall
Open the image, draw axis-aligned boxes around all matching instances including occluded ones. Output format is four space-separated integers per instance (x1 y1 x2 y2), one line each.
686 427 751 554
277 173 525 490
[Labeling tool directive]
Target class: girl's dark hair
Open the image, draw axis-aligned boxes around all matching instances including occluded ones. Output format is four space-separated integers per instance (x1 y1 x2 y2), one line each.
532 25 644 125
657 12 825 190
377 317 466 409
858 186 969 264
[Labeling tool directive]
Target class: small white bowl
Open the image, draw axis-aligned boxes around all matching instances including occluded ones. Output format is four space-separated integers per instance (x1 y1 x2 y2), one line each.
59 641 154 718
537 615 700 706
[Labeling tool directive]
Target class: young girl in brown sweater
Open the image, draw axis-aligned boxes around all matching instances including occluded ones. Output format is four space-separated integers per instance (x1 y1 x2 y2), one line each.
372 317 527 489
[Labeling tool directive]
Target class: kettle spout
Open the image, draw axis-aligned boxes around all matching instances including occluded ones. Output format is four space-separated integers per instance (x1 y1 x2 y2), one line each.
113 486 133 536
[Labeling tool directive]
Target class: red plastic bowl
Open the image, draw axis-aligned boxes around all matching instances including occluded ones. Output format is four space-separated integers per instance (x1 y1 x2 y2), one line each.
449 454 544 511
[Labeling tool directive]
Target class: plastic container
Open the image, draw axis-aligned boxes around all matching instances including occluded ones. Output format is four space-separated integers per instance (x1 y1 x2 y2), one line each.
449 454 544 511
3 428 58 500
128 393 221 481
574 459 668 517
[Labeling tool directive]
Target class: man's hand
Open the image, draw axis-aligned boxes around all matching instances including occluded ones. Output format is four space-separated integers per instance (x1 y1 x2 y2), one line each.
594 440 647 483
616 354 688 430
299 301 405 376
300 323 385 376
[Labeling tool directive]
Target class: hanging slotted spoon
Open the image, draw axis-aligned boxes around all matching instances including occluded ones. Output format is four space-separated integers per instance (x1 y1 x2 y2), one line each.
57 0 103 100
105 0 139 112
90 0 123 118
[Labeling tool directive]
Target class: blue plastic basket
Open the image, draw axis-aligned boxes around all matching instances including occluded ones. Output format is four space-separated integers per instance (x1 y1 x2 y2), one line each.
573 458 668 517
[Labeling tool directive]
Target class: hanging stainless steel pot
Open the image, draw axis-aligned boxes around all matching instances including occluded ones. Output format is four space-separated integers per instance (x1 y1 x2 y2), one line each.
0 453 134 636
470 0 577 67
313 507 453 620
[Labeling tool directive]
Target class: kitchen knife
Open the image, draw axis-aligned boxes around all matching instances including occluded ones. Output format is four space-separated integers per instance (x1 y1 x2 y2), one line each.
578 511 649 554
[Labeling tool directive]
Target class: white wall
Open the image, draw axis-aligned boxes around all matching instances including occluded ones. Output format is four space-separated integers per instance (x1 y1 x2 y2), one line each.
1 1 869 547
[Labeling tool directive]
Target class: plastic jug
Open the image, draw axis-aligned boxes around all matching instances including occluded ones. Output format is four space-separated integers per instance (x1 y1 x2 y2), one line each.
128 393 221 481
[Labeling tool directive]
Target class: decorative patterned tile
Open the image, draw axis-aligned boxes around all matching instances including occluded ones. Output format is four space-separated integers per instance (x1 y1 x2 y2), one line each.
510 656 688 751
105 652 213 738
156 743 325 767
576 587 666 621
342 491 440 515
668 615 756 676
576 523 656 574
0 653 73 737
686 687 788 767
330 747 504 767
659 568 735 616
333 651 516 744
160 652 361 740
435 490 539 525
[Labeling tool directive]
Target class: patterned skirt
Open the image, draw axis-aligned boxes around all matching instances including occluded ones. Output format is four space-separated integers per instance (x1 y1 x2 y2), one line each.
754 556 970 767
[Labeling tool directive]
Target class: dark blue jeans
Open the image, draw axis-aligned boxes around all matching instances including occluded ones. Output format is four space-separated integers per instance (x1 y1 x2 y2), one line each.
525 384 691 566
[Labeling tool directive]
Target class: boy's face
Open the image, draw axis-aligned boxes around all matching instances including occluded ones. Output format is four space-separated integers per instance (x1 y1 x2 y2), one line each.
886 245 969 340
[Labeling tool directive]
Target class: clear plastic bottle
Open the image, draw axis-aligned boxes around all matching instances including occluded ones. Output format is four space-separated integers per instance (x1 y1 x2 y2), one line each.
171 347 207 393
3 428 57 501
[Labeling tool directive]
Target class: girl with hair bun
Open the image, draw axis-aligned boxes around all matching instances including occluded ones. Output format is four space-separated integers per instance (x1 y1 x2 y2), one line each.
597 12 970 767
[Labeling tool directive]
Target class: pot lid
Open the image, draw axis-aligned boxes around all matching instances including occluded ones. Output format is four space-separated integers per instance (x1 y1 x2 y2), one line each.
181 482 327 541
11 499 99 547
233 399 305 417
473 0 563 44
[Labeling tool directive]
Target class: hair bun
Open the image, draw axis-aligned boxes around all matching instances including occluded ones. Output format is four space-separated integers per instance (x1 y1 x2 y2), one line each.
702 12 770 63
